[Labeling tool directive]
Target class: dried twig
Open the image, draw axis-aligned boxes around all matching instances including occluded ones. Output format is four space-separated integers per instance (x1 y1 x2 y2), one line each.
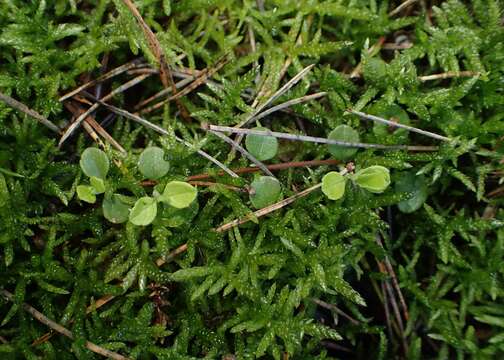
348 109 450 142
375 235 409 321
139 55 229 115
59 74 151 146
85 97 239 178
204 124 439 151
311 298 360 325
59 59 144 102
216 183 322 232
238 64 315 128
248 92 327 124
65 102 126 153
0 289 129 360
208 130 275 177
418 71 480 82
388 0 420 17
0 92 60 133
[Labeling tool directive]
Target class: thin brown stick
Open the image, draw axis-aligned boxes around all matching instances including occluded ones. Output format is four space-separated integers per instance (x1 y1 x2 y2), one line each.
0 290 129 360
388 0 419 16
0 92 60 133
65 102 126 154
311 298 360 325
488 185 504 198
375 235 409 321
208 130 275 177
139 55 229 115
59 59 144 102
248 92 327 124
216 183 322 232
418 71 480 82
155 243 189 267
59 74 151 146
134 76 196 110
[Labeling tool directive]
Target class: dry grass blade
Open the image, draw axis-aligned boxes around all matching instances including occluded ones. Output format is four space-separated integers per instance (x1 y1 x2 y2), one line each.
418 71 480 82
59 74 151 146
0 92 60 133
88 98 240 178
205 124 439 151
250 92 327 123
134 75 197 110
0 290 130 360
120 0 188 119
348 109 451 142
65 101 126 153
59 58 144 101
238 64 315 128
216 183 322 232
208 130 275 177
139 55 229 115
388 0 419 17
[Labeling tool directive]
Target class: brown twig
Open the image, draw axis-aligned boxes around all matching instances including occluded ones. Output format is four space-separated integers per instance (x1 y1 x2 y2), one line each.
119 0 189 120
59 59 144 102
0 92 60 133
139 55 229 115
64 102 126 154
418 71 480 82
311 298 360 325
375 235 409 321
59 74 152 146
216 183 322 232
186 159 340 180
388 0 420 17
0 289 129 360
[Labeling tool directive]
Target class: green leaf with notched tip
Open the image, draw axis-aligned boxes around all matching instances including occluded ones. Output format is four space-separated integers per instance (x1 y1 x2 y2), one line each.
129 197 157 226
77 185 96 204
321 171 346 200
354 166 390 193
138 146 170 180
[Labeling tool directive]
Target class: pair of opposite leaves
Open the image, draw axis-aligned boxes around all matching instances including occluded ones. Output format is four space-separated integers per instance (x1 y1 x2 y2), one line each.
78 147 197 225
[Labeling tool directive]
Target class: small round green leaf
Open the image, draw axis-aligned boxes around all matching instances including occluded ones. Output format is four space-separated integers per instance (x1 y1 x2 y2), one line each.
138 146 170 180
321 171 346 200
245 127 278 161
327 125 360 160
80 148 109 179
129 197 157 226
354 165 390 193
396 172 428 213
103 194 130 224
90 176 106 194
249 176 282 209
77 185 96 204
161 181 197 209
